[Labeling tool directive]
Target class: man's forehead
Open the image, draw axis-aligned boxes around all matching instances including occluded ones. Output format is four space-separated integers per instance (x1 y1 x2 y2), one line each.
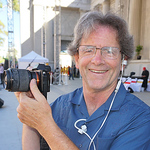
83 25 118 39
81 25 119 47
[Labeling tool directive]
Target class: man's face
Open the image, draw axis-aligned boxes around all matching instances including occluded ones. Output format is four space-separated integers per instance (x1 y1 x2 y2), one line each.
74 26 122 92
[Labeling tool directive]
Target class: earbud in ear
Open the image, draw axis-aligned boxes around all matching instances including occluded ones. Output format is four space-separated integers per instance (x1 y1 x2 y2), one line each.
122 60 127 66
122 54 128 66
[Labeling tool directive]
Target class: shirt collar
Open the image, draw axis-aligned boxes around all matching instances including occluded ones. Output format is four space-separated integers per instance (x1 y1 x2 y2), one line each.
104 83 127 111
71 83 127 112
71 87 83 105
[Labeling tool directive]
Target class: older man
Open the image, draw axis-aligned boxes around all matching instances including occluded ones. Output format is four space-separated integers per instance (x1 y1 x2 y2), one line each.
0 63 4 84
15 11 150 150
142 67 149 91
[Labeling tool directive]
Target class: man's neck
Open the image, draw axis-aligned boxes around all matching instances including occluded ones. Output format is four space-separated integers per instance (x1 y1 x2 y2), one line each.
82 85 116 116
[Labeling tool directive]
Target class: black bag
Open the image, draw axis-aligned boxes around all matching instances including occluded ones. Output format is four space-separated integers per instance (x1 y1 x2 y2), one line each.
128 87 134 93
0 98 4 108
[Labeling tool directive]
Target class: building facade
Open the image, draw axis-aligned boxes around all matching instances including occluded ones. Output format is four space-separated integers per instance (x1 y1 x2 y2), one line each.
20 0 90 71
91 0 150 76
20 0 150 75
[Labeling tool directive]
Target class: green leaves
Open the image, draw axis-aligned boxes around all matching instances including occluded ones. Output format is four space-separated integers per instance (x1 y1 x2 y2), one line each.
0 1 2 8
12 0 20 12
136 45 143 56
0 0 19 46
0 21 7 46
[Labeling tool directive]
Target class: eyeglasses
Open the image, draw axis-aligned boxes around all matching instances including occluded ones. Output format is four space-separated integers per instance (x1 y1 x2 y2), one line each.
77 45 121 60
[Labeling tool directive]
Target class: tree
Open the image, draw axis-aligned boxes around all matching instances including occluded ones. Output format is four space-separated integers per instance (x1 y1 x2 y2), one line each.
0 1 2 8
136 45 143 60
12 0 20 12
0 20 7 46
136 45 143 56
0 0 19 46
0 0 19 11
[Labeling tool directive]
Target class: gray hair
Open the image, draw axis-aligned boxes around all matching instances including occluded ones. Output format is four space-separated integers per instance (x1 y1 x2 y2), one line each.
67 11 134 60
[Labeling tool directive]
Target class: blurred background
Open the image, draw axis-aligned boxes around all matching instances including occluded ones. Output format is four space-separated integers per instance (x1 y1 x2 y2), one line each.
0 0 150 77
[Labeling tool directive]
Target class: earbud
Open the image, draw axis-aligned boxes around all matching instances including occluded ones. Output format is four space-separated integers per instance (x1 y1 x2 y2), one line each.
74 119 87 134
122 54 127 66
74 119 96 149
78 125 87 134
122 60 127 66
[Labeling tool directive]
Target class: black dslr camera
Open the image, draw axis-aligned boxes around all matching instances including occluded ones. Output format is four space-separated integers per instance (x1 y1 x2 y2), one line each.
4 64 51 98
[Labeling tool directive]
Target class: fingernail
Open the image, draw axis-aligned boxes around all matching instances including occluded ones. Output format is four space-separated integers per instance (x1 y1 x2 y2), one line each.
32 78 36 84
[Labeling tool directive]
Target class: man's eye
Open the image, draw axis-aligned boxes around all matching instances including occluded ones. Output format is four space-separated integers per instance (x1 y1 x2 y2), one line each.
102 48 111 53
103 47 113 54
107 49 113 54
85 49 93 53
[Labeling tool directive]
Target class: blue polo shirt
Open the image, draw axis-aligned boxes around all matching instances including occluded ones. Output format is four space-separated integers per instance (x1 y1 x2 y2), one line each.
51 83 150 150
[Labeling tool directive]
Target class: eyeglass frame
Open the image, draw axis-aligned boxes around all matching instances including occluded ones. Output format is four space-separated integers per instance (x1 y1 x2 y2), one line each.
77 45 121 60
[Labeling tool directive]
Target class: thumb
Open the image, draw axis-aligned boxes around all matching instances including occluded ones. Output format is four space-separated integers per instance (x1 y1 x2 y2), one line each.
30 79 45 101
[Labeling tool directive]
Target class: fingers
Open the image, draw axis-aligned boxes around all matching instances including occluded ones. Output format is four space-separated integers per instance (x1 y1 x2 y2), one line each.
14 92 21 102
15 78 46 103
15 91 31 104
26 91 34 98
17 104 38 129
15 79 49 129
30 79 45 101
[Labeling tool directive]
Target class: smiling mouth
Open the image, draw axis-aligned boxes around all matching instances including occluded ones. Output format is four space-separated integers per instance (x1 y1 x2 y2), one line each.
90 69 107 73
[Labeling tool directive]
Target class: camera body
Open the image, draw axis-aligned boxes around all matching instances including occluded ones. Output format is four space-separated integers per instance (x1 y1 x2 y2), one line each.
5 64 51 98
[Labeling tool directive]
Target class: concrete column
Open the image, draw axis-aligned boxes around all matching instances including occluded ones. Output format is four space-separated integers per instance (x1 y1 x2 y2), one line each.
128 0 142 47
102 0 110 14
115 0 120 15
20 0 33 56
46 6 55 67
33 4 43 54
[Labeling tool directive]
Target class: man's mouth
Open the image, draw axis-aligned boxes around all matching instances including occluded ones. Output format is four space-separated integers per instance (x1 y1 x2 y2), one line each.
90 69 107 73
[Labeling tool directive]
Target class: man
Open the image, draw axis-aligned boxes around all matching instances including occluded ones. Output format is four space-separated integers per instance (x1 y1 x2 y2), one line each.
15 11 150 150
142 67 149 91
69 66 74 80
0 63 4 84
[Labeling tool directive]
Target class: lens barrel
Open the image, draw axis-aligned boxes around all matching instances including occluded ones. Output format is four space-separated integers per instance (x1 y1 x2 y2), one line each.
5 69 31 92
4 66 50 94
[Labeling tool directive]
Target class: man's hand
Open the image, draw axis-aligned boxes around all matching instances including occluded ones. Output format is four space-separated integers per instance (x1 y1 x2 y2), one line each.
15 79 79 150
15 79 52 132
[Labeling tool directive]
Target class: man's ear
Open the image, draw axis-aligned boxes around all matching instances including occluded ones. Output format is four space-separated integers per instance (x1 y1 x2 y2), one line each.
74 54 79 69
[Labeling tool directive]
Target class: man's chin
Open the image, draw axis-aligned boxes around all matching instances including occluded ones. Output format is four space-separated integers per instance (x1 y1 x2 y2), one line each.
86 82 105 91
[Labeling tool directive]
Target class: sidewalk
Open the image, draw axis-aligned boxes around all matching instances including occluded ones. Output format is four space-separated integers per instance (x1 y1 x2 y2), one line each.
0 78 149 150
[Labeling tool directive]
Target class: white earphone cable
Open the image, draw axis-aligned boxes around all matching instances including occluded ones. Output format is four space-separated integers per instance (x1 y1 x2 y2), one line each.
74 119 96 149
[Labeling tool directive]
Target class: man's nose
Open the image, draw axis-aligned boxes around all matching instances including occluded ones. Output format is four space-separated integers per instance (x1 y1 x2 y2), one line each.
91 49 104 65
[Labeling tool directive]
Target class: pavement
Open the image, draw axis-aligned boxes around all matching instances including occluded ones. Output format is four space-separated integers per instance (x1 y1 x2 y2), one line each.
0 78 150 150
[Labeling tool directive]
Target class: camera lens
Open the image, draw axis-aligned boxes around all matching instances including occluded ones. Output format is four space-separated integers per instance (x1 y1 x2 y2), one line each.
4 64 51 97
5 69 31 92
